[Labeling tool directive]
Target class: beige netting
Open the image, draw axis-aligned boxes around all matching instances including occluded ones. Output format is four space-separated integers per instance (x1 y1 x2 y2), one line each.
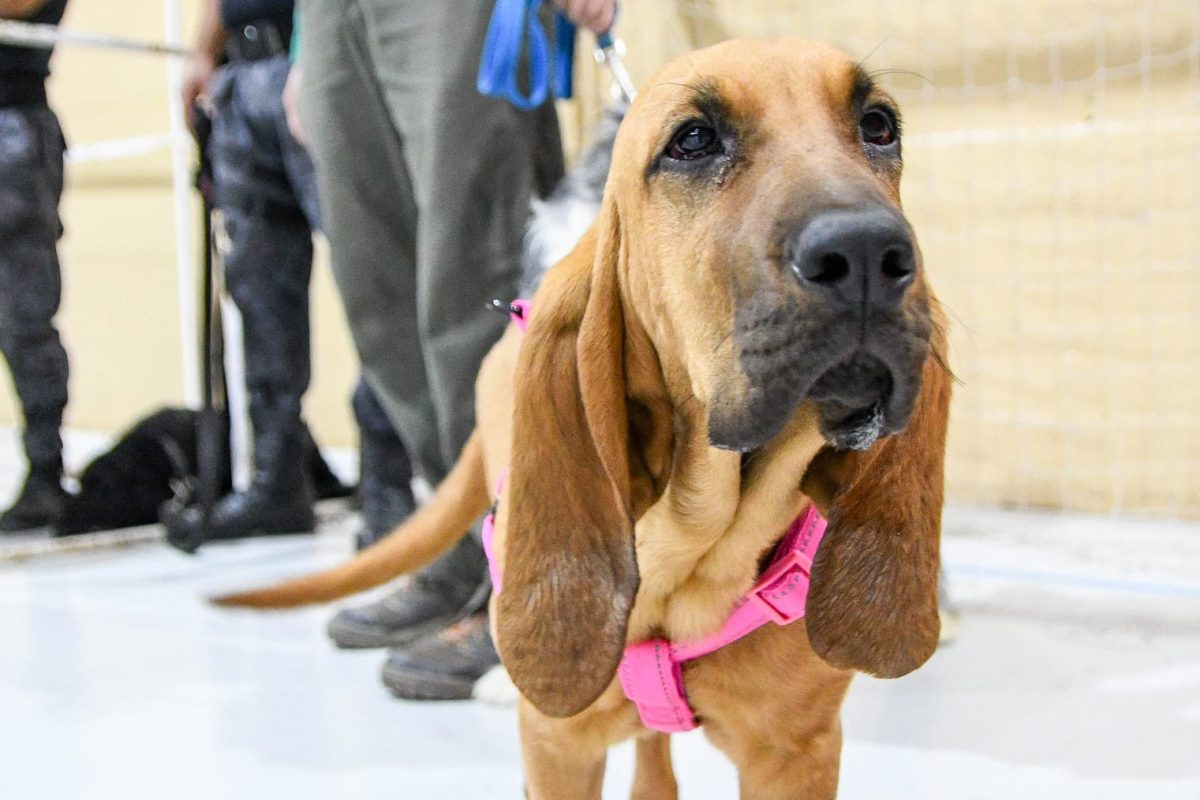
559 0 1200 518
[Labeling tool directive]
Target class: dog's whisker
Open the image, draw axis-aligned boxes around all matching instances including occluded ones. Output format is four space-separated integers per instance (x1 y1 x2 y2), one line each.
856 35 893 69
867 67 934 87
683 52 711 89
927 298 963 385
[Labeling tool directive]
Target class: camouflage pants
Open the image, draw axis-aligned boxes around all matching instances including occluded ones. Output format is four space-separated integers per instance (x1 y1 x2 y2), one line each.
208 55 321 421
0 103 68 470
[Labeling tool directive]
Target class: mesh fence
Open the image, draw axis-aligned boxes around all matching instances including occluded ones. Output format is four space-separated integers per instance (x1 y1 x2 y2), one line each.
561 0 1200 518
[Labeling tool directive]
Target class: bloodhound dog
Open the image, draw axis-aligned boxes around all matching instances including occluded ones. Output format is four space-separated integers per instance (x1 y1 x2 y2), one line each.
216 38 951 799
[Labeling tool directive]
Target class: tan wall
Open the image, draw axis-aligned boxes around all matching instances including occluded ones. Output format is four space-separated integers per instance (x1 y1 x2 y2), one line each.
5 0 1197 517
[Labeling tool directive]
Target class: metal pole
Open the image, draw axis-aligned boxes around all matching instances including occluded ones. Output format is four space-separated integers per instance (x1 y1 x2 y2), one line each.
162 0 202 407
0 19 192 57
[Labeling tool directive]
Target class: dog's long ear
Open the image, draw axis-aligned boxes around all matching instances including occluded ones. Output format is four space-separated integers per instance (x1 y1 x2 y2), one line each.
801 321 952 679
496 203 638 718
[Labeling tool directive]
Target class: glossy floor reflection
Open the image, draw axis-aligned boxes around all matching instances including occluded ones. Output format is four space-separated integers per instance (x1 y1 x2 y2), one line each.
2 436 1199 798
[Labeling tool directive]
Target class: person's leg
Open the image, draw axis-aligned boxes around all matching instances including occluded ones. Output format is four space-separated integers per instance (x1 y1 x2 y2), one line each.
351 377 416 551
217 56 314 415
221 57 318 534
300 0 490 654
299 0 442 484
0 105 69 532
364 0 538 474
163 57 316 548
347 0 550 693
274 58 355 505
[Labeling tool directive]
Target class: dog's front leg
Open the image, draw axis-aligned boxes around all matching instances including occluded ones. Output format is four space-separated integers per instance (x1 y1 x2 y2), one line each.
518 700 609 800
631 733 678 800
726 723 843 800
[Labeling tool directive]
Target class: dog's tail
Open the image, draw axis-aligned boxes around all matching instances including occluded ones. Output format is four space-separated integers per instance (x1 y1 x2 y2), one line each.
210 430 490 609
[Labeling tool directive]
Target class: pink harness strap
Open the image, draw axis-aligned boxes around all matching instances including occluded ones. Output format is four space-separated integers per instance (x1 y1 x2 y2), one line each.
481 298 829 734
617 505 826 732
482 490 504 594
480 299 529 594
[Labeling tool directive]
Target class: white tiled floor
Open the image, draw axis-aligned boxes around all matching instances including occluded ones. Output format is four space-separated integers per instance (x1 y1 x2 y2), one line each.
2 429 1200 799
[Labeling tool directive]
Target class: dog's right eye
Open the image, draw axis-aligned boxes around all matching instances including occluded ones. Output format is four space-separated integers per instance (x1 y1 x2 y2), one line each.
860 108 898 148
666 124 722 161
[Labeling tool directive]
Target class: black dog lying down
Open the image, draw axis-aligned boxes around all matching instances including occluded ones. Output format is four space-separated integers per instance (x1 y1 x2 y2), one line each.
55 408 351 537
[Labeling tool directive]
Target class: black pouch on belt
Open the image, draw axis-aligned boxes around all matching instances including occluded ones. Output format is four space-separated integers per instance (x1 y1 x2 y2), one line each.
0 75 47 109
224 19 287 62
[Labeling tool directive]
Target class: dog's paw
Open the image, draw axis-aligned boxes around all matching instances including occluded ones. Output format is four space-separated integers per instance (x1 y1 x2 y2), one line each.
473 664 519 706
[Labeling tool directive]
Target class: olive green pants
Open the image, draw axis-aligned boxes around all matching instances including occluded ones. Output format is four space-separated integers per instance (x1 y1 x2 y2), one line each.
300 0 555 590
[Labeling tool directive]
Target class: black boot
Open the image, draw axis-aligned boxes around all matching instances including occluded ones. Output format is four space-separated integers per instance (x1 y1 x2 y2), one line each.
303 423 355 501
355 434 417 550
163 407 314 552
351 380 416 551
1 461 69 533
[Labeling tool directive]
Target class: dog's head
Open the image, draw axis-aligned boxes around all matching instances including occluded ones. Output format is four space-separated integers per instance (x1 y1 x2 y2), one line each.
498 39 951 717
610 39 933 454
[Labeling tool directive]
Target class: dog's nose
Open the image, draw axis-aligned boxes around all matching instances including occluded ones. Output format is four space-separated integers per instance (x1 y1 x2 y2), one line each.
788 208 916 309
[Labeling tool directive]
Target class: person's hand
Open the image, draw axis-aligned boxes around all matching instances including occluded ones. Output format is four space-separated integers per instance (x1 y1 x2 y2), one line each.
0 0 51 19
552 0 616 35
181 53 217 139
283 66 307 146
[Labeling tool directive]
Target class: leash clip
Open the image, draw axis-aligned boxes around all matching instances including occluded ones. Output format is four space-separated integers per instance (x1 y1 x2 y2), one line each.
594 31 637 104
489 298 531 332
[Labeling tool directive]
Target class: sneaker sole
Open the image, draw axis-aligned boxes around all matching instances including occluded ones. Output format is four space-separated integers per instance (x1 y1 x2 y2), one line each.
380 663 477 701
326 614 455 650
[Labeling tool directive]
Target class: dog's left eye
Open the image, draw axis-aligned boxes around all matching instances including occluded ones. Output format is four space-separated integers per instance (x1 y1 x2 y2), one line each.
666 124 722 161
860 109 897 147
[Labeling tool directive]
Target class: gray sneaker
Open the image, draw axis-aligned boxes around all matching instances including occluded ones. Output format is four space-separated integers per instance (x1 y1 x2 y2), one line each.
326 573 484 650
380 613 499 701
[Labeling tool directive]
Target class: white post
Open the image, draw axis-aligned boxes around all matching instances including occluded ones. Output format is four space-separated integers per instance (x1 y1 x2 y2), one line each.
163 0 201 407
221 298 252 491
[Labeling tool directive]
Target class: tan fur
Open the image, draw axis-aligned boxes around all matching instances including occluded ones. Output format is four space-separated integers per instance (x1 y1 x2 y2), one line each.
498 40 951 799
215 38 952 800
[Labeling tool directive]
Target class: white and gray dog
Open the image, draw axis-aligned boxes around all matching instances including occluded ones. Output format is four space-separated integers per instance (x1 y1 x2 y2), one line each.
520 105 626 297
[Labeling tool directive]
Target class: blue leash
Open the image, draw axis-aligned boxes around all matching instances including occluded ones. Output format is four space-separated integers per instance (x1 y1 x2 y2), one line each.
479 0 634 110
478 0 576 110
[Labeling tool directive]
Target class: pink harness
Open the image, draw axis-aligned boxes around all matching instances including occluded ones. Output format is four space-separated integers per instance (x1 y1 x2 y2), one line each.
482 299 829 734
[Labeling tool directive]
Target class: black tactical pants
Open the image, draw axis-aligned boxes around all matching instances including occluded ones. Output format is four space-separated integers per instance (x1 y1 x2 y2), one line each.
208 55 321 423
0 103 69 471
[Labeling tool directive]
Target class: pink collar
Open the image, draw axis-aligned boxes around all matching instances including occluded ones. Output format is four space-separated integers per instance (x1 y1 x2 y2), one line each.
482 299 828 734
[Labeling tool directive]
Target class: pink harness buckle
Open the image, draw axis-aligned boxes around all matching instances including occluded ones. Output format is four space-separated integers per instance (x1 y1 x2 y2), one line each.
618 640 697 731
743 513 822 626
